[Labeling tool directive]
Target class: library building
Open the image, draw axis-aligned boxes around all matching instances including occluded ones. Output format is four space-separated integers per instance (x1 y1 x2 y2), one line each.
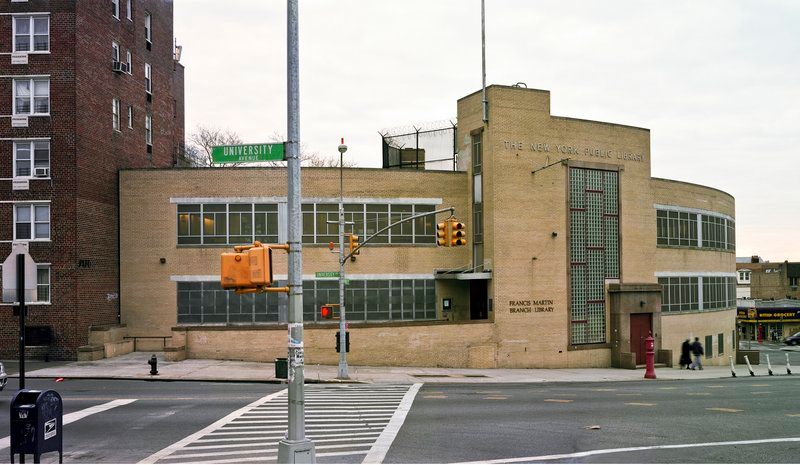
118 85 737 369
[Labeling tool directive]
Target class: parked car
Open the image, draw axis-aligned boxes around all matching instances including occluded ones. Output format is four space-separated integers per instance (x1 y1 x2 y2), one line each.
0 361 7 390
785 332 800 346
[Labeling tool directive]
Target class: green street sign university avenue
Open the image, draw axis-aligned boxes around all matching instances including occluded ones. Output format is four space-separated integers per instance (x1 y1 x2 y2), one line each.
211 143 285 163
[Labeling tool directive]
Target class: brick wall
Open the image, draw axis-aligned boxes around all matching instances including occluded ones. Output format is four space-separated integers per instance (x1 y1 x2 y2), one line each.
0 0 183 359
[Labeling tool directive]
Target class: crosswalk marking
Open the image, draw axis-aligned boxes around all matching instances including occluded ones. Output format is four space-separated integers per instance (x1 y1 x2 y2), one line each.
142 384 418 464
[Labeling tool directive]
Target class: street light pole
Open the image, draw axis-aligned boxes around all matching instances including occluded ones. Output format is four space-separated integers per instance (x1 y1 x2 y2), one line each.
337 139 349 380
278 0 314 462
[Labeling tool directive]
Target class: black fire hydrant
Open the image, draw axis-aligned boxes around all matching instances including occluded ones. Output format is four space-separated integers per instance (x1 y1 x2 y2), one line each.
148 355 158 375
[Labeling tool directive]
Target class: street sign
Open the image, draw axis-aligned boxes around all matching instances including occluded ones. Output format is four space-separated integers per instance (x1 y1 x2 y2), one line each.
2 243 37 303
315 271 339 278
211 143 285 163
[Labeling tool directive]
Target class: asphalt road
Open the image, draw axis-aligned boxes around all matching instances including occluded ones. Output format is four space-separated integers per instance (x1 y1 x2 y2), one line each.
1 374 798 463
387 376 800 464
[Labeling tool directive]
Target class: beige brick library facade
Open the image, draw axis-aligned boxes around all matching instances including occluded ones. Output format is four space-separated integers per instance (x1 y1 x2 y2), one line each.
119 86 736 368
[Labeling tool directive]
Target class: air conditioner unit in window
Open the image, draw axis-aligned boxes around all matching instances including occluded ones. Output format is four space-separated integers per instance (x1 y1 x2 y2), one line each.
33 167 49 177
112 60 125 73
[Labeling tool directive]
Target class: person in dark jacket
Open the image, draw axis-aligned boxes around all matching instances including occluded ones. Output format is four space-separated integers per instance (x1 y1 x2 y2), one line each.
680 339 692 369
690 337 704 370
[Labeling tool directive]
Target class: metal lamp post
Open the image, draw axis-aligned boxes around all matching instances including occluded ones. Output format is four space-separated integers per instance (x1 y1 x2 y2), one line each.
337 140 349 380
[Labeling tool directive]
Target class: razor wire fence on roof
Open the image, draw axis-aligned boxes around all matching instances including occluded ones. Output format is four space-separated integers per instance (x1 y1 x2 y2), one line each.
380 120 459 171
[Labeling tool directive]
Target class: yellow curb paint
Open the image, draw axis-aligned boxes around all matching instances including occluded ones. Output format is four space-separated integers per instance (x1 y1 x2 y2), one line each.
705 385 725 388
423 395 447 399
658 387 678 390
625 402 656 406
484 396 508 400
544 399 573 403
593 388 617 392
786 414 800 417
750 384 770 387
706 407 743 413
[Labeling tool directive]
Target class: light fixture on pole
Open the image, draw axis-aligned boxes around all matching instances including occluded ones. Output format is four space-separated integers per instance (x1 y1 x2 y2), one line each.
337 138 350 380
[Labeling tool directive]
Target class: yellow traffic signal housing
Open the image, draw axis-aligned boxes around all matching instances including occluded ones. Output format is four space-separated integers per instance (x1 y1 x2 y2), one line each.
220 245 273 290
436 221 450 247
450 220 467 246
349 234 360 255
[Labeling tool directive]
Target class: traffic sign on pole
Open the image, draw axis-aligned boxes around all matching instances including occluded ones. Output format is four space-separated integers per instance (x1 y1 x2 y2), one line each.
211 143 285 163
2 243 37 303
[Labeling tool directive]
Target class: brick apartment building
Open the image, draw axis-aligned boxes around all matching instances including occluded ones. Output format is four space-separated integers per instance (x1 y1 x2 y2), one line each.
0 0 184 359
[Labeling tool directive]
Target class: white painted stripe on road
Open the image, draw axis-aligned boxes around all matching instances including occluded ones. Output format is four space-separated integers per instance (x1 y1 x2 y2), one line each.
175 448 372 465
0 399 137 452
362 383 422 464
456 436 800 464
138 389 286 464
195 431 381 443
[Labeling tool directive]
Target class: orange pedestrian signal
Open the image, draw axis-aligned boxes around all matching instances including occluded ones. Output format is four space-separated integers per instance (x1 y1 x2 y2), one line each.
220 242 275 292
450 221 467 246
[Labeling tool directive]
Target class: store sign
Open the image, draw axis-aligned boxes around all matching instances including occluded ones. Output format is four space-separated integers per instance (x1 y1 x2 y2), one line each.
737 308 800 321
502 140 645 163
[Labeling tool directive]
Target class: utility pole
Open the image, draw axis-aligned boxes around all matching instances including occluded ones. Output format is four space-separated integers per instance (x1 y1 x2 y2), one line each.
337 139 349 379
277 0 314 462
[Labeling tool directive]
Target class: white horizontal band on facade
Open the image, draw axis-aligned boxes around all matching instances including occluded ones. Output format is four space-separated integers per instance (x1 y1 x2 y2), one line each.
0 52 50 56
0 12 51 16
653 203 734 222
170 274 435 282
0 137 51 141
0 199 51 203
654 271 737 277
0 74 50 79
170 197 444 205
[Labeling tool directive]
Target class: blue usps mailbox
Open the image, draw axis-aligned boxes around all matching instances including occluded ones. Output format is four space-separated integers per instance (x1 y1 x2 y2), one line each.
10 389 63 464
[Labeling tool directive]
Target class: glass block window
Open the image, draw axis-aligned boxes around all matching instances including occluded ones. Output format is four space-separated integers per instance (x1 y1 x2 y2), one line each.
177 278 436 324
569 168 618 345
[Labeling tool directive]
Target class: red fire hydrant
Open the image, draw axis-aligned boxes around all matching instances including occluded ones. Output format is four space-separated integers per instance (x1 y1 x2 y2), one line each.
644 332 656 379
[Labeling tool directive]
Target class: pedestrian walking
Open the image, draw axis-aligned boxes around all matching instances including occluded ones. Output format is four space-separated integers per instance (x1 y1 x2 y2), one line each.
690 337 704 370
680 339 692 369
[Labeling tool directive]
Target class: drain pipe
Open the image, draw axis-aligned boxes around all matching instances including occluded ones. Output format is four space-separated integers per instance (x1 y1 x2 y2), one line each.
744 354 755 376
766 354 773 376
729 355 736 378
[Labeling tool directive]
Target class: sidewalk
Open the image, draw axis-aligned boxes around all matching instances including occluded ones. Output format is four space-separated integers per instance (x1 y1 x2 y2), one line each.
4 352 788 384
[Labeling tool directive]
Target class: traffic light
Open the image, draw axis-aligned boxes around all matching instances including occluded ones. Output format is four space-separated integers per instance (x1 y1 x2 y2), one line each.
335 331 350 353
436 221 450 247
220 243 273 291
450 220 467 246
349 234 360 255
320 305 333 319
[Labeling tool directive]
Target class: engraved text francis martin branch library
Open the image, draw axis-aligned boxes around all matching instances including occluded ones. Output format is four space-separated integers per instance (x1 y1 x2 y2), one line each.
119 85 736 369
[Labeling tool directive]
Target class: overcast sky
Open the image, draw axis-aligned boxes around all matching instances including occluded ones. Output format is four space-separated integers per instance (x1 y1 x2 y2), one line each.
174 0 800 262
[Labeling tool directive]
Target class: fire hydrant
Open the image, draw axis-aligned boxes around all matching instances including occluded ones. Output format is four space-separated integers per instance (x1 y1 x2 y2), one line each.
644 332 656 379
148 355 159 375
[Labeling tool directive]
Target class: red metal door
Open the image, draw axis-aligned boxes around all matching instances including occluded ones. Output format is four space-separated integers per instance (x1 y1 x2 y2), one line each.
630 313 652 365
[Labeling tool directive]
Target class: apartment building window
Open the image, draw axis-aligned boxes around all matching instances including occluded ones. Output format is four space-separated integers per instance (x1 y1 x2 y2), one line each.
13 78 49 115
126 0 132 21
127 105 133 129
112 41 120 62
790 277 799 287
145 113 152 146
126 50 132 74
144 63 152 94
14 203 50 241
13 140 49 178
37 266 50 302
13 16 49 52
112 0 119 19
144 13 152 45
112 98 120 131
